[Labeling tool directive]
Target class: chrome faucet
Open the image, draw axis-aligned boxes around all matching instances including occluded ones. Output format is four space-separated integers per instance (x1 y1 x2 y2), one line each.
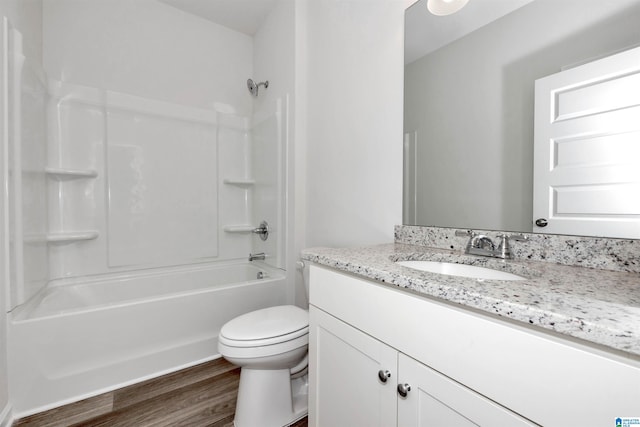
249 252 266 261
455 230 528 260
467 234 496 256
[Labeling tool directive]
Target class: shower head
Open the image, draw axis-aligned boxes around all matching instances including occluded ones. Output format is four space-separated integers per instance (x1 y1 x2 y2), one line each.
247 78 269 97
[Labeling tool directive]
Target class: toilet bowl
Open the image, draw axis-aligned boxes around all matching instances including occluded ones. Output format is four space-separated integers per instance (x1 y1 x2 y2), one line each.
218 305 309 427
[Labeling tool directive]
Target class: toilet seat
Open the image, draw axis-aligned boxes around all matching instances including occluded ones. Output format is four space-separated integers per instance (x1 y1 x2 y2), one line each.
219 305 309 348
219 332 308 359
219 326 309 348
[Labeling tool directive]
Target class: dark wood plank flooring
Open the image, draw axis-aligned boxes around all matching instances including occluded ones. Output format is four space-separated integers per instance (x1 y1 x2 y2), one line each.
14 358 308 427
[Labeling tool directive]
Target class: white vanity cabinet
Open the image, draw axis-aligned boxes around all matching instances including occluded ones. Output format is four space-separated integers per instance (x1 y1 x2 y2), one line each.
311 306 534 427
308 265 640 427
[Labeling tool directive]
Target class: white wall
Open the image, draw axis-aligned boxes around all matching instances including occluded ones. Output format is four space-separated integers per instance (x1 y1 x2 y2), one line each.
293 0 309 306
0 14 10 426
253 0 295 121
301 0 405 249
405 0 640 232
43 0 252 113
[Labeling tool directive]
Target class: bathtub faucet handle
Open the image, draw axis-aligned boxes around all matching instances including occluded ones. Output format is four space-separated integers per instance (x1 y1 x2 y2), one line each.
249 252 266 261
252 220 269 241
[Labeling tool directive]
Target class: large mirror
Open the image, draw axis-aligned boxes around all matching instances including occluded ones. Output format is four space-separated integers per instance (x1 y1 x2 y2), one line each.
404 0 640 236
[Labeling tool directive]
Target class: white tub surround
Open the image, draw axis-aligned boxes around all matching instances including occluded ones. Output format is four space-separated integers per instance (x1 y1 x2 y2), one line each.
301 239 640 358
5 0 289 308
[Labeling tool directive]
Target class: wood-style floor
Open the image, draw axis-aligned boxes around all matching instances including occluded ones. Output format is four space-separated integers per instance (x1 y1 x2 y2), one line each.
13 358 308 427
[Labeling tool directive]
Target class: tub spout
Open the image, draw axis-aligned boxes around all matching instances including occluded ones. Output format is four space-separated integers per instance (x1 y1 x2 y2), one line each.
249 252 266 261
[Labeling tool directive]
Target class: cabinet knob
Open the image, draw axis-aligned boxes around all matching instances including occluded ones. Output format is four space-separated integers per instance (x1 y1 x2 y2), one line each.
397 383 411 398
378 370 391 383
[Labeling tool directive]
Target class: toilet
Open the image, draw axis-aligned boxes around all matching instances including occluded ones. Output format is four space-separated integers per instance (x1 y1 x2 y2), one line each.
218 305 309 427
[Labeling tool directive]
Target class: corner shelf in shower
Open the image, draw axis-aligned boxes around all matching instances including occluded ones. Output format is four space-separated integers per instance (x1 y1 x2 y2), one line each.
223 178 255 186
45 167 98 180
223 225 255 233
46 231 99 243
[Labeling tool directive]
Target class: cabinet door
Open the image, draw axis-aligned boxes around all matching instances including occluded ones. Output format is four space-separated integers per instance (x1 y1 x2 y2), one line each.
397 354 536 427
309 306 398 427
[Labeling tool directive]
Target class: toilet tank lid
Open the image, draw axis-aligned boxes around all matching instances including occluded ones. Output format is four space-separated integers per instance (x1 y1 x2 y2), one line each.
220 305 309 341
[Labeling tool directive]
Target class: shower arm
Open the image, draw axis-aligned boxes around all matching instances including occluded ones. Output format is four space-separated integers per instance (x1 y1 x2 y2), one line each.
247 79 269 97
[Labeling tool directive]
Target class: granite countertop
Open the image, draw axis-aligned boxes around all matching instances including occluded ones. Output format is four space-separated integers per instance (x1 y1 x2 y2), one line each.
301 243 640 358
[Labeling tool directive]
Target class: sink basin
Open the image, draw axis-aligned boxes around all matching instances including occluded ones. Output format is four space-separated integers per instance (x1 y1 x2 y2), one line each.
396 260 527 281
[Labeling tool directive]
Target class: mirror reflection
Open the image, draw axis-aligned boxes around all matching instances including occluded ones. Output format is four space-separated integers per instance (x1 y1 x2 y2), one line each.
404 0 640 236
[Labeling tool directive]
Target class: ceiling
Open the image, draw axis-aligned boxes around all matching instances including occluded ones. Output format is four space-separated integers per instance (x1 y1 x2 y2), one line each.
405 0 535 64
158 0 534 62
159 0 277 36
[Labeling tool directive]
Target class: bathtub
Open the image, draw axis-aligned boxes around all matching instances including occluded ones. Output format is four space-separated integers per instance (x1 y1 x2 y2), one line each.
8 261 288 416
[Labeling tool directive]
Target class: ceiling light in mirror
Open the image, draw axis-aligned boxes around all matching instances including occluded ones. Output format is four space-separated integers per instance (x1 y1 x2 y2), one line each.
427 0 469 16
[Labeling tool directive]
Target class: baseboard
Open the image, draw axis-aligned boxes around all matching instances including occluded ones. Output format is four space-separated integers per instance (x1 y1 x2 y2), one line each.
0 403 13 427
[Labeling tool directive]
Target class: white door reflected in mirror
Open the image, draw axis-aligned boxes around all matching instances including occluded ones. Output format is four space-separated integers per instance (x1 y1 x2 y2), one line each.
533 46 640 239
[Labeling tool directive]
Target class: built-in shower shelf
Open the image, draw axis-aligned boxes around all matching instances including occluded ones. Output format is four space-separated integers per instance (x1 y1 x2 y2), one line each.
23 233 48 243
223 225 255 233
45 167 98 180
223 178 255 186
46 231 99 243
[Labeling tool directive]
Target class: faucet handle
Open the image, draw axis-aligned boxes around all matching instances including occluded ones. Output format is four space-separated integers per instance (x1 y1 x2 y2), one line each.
496 234 528 259
455 229 475 237
496 234 511 259
496 233 528 242
252 220 269 241
508 234 528 242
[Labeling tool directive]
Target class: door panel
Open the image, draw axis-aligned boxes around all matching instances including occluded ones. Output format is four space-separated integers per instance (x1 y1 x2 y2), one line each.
533 46 640 238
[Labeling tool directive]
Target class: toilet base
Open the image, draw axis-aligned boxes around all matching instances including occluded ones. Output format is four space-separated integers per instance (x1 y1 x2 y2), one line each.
234 369 308 427
289 375 309 424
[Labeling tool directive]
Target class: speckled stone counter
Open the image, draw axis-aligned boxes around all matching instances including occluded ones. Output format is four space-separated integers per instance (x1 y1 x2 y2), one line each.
395 225 640 273
301 242 640 358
